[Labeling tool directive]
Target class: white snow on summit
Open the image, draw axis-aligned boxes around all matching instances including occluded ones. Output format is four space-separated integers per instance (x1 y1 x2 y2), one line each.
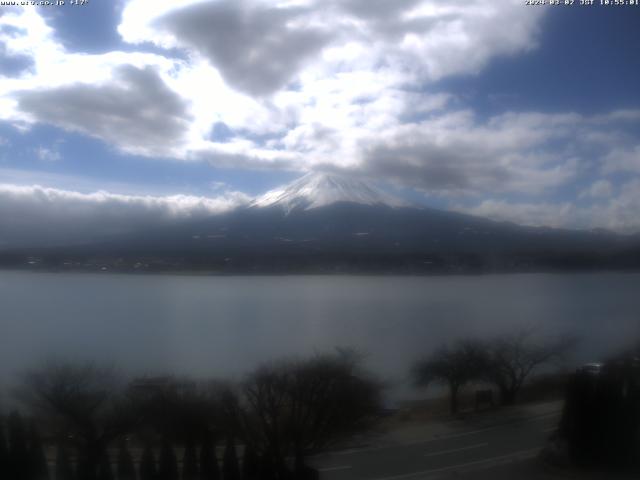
252 172 407 213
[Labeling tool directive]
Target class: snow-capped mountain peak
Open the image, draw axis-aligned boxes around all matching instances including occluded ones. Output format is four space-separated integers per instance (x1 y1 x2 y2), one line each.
251 172 407 213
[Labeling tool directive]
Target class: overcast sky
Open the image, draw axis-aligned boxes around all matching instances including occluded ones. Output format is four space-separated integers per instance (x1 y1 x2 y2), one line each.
0 1 639 244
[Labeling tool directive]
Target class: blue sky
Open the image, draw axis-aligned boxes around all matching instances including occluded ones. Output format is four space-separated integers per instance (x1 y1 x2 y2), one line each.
0 0 639 243
437 6 640 117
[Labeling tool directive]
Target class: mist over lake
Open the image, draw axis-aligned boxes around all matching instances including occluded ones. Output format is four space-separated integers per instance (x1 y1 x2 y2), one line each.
1 271 639 403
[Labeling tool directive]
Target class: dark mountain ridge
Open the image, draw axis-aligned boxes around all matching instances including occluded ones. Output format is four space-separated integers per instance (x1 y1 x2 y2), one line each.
3 201 639 274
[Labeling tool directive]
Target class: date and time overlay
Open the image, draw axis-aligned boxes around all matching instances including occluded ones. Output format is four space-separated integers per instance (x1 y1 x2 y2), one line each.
0 0 639 8
526 0 639 6
0 1 88 6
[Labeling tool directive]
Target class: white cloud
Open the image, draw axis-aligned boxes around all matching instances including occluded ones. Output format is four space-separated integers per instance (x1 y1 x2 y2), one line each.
17 65 193 157
580 180 614 200
0 183 250 217
588 179 640 233
0 183 251 246
0 7 191 155
155 0 330 97
459 200 577 229
112 0 548 172
120 0 545 89
460 179 640 234
603 146 640 174
210 181 228 192
34 146 61 162
0 0 550 169
361 110 640 196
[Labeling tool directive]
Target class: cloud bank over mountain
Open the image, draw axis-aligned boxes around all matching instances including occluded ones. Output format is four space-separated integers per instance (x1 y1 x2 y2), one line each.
0 182 250 247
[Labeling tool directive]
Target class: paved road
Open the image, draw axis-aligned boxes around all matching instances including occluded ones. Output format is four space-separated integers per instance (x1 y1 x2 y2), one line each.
311 411 561 480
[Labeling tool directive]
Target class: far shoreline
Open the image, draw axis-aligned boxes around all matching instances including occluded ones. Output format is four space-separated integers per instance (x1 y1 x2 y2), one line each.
1 266 640 278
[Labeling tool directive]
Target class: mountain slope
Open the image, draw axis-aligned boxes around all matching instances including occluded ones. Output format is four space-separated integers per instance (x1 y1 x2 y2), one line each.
53 200 637 273
251 172 407 213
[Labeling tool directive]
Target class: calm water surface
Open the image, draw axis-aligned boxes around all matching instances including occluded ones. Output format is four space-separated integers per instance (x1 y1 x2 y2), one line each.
1 271 639 402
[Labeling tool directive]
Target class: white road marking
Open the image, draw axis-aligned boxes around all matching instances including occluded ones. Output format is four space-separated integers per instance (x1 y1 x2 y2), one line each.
319 465 353 472
428 411 560 443
424 442 488 457
370 447 540 480
333 411 560 456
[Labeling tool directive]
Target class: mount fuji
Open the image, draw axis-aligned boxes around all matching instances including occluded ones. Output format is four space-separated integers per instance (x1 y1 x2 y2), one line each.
3 172 640 273
251 172 408 213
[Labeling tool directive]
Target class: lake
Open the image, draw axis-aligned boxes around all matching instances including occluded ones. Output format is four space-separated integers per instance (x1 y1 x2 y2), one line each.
1 271 639 403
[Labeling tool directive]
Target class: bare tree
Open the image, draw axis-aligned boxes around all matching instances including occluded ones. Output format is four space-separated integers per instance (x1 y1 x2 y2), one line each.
199 430 220 480
28 422 50 480
8 411 30 480
413 340 489 415
129 376 229 443
182 436 198 480
54 444 73 480
237 351 383 475
0 420 8 480
139 444 157 480
222 439 240 480
18 361 142 480
158 437 179 480
485 330 575 405
116 441 136 480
